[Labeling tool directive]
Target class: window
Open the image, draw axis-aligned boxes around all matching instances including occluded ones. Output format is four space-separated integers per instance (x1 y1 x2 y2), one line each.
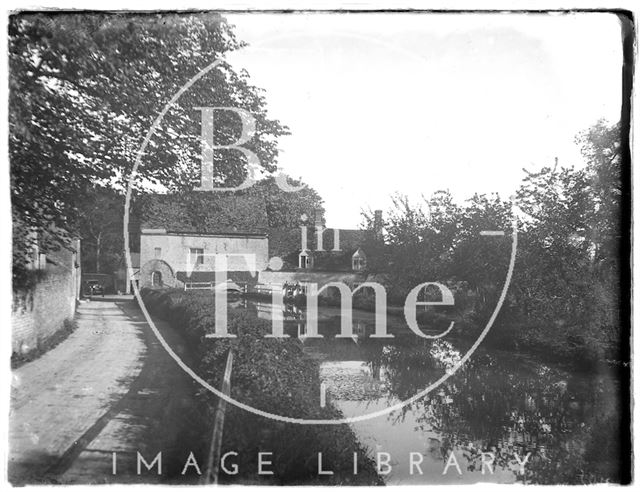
154 247 162 258
299 250 312 269
190 248 205 265
352 257 366 271
352 248 367 271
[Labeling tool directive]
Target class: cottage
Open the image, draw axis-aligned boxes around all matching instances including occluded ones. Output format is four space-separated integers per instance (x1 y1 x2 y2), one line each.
139 228 268 288
136 195 383 292
270 209 382 274
138 194 269 289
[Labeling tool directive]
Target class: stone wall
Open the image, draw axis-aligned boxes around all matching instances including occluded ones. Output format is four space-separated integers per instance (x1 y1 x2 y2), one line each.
12 246 80 355
258 270 367 292
139 258 181 289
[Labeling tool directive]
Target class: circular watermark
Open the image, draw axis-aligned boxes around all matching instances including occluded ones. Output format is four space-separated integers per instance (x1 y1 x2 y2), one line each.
124 32 519 425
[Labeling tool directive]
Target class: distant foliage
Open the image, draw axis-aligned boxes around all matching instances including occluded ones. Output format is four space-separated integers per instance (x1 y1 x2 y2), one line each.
75 188 127 273
139 175 323 234
363 120 624 362
248 175 324 229
140 192 269 233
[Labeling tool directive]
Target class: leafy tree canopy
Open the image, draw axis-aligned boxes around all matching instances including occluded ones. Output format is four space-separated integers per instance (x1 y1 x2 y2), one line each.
10 12 288 277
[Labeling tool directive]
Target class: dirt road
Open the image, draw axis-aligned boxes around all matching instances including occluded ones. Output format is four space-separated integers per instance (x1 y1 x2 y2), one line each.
9 296 202 485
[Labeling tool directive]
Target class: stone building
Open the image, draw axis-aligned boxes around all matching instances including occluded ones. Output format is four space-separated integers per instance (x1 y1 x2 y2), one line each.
138 194 269 289
139 228 268 288
258 209 385 291
137 194 383 291
268 208 383 273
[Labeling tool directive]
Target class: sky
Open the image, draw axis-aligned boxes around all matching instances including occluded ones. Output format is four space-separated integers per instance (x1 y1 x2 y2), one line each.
225 12 623 228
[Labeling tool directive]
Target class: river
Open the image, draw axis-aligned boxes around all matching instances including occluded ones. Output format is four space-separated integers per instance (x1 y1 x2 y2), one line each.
229 298 624 484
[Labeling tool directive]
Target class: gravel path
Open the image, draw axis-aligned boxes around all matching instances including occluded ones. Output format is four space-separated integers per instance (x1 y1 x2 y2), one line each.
9 296 201 485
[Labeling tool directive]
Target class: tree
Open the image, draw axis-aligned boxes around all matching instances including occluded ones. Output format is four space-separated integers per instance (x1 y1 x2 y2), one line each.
360 119 623 361
76 188 126 274
575 119 622 273
9 12 288 281
450 193 513 290
509 120 623 357
362 191 465 300
248 175 324 228
138 175 323 231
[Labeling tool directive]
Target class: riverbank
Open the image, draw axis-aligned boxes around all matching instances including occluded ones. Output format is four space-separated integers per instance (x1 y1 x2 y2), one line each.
138 288 628 485
140 288 383 485
244 287 619 371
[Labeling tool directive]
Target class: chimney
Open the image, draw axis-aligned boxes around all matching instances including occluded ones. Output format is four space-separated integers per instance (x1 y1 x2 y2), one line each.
373 210 383 240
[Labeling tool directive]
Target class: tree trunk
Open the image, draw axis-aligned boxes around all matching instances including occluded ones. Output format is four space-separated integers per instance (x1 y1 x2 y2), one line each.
95 232 102 273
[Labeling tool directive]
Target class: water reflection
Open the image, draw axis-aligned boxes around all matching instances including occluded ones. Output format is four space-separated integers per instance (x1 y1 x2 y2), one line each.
232 299 623 484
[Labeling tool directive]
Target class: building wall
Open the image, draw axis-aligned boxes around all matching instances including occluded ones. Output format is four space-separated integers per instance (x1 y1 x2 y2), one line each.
12 243 81 355
258 270 366 292
139 231 269 287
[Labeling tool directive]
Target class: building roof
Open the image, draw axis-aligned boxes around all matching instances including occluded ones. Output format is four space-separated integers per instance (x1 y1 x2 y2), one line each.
352 247 366 258
318 228 365 252
141 229 267 238
140 193 269 235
